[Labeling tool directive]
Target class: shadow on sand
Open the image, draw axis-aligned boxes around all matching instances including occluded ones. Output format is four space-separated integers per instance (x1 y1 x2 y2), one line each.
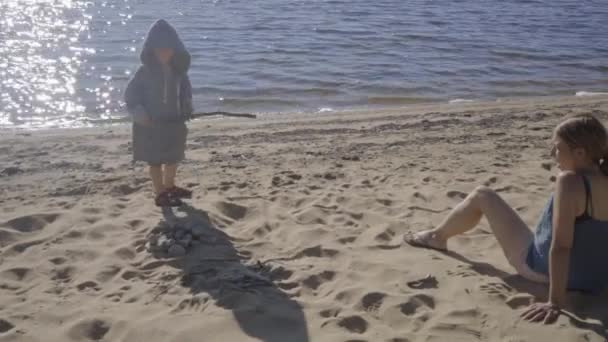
443 250 608 338
149 203 309 342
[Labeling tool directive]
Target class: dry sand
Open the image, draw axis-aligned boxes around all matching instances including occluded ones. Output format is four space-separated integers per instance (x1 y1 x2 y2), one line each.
1 95 608 342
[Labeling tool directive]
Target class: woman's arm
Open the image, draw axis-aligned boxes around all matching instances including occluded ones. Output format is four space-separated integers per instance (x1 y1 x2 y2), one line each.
548 171 580 306
522 171 581 323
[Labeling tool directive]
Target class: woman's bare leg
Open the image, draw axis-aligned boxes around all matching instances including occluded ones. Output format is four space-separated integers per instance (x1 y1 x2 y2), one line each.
407 186 534 268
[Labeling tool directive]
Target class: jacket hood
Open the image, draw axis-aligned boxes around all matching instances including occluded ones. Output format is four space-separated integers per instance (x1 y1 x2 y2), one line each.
140 19 190 74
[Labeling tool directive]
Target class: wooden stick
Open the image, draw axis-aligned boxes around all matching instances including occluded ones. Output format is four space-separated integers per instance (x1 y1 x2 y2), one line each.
191 111 257 119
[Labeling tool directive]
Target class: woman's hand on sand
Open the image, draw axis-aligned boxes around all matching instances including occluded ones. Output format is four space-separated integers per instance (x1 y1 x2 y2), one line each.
521 302 560 324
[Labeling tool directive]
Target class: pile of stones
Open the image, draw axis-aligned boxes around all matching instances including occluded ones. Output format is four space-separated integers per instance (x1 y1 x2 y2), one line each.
146 221 207 258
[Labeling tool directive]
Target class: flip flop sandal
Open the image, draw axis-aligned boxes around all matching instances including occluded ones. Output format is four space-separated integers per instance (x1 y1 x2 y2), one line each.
155 191 183 207
406 274 439 289
167 186 192 199
403 231 447 252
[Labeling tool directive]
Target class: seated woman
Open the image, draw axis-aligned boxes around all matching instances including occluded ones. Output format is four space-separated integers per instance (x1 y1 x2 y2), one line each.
404 114 608 323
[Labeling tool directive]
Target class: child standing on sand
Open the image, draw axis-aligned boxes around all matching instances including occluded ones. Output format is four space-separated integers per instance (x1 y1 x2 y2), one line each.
124 19 193 207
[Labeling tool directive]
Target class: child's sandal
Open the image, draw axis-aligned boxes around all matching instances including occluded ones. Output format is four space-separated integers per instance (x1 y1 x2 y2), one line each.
155 191 183 207
167 186 192 199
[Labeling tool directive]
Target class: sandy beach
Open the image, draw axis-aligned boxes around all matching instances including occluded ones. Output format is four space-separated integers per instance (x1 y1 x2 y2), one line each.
1 95 608 342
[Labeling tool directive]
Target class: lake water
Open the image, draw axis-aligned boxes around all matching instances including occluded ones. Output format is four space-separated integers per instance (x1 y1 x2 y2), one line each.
1 0 607 128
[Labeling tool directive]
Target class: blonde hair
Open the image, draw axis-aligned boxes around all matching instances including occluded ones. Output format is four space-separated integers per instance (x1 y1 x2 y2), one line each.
555 114 608 175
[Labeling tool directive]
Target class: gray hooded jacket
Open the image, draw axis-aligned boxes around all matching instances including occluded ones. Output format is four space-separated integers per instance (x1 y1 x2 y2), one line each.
124 19 193 122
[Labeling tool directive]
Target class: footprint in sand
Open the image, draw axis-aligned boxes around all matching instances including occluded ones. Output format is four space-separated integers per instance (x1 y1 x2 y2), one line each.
359 292 387 313
49 257 67 265
8 237 48 254
271 171 302 187
377 198 393 206
0 319 15 333
427 308 484 340
375 228 395 243
76 281 101 292
326 315 368 334
0 229 17 248
120 271 144 281
1 213 60 233
105 290 126 302
95 265 122 283
399 294 435 316
496 185 518 193
268 265 293 282
67 318 111 341
483 176 498 186
215 201 248 221
294 245 339 259
113 247 136 260
111 183 142 196
319 308 341 318
253 223 275 237
541 162 553 171
411 192 428 202
278 281 299 291
0 267 33 282
338 236 357 244
479 282 514 300
446 190 467 200
51 266 76 283
302 271 336 290
446 265 477 278
172 295 210 314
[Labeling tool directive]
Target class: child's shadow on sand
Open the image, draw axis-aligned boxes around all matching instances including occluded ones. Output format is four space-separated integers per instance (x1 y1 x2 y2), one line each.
444 250 608 337
153 204 309 342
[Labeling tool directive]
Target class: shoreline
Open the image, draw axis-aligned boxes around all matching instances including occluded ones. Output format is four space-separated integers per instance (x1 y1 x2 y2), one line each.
2 92 608 132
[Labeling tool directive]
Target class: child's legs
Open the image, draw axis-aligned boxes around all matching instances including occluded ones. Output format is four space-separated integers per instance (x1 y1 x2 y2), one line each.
149 164 164 194
163 164 178 188
435 186 546 281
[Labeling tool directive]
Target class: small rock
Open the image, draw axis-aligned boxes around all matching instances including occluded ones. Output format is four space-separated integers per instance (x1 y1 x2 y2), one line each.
191 225 205 238
170 223 185 230
158 235 174 249
157 235 169 246
148 234 159 246
175 230 185 240
168 244 186 257
178 234 192 247
191 240 201 247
